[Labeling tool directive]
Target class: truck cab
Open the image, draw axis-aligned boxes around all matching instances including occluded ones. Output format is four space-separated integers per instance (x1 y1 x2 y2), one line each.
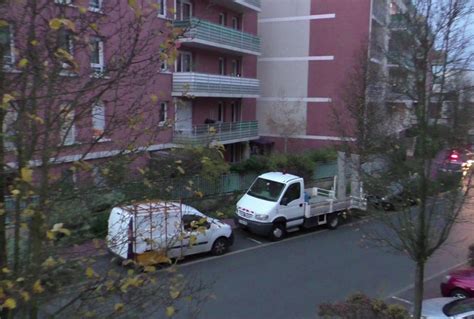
235 172 306 240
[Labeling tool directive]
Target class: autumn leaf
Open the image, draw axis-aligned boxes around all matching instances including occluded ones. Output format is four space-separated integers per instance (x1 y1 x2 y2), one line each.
2 267 10 274
18 58 29 68
114 303 124 312
86 267 97 279
49 18 62 30
150 94 158 103
0 20 9 28
21 167 33 183
78 6 87 14
10 189 20 196
2 94 14 105
169 288 180 299
41 256 57 268
143 265 156 273
33 280 44 294
176 166 185 175
2 298 16 309
21 291 30 302
46 230 56 240
166 306 175 317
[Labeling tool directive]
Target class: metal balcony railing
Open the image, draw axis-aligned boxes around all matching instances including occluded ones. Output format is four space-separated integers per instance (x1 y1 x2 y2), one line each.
172 72 260 98
174 18 261 55
173 121 259 145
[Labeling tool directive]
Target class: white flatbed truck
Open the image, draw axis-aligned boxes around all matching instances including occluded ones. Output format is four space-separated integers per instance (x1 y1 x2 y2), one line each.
235 153 366 240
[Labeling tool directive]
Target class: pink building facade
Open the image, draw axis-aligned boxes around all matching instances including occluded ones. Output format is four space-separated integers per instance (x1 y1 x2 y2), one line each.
256 0 409 153
0 0 261 183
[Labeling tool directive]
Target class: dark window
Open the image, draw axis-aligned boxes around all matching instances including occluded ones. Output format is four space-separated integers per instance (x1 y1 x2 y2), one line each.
182 214 209 231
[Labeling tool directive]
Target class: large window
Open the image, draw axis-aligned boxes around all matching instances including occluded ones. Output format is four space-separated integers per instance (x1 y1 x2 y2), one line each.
176 52 192 72
92 101 106 138
219 12 226 26
218 57 226 75
60 104 75 145
281 183 301 204
0 25 14 67
231 16 240 30
231 59 241 76
90 37 104 73
176 0 192 20
58 29 74 69
231 101 241 122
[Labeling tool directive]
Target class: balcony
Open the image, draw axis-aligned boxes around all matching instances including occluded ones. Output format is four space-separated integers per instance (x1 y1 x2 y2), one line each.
216 0 261 12
372 0 388 25
172 72 260 98
173 121 259 145
174 18 260 56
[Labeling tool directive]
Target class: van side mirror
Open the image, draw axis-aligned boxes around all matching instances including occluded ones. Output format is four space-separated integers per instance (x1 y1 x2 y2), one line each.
280 197 288 206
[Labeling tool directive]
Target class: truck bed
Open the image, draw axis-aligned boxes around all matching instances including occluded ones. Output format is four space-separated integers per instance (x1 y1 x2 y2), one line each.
304 186 367 218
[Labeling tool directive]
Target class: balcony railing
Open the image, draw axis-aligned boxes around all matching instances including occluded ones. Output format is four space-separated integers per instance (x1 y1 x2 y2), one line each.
172 72 260 98
174 18 260 55
217 0 261 12
173 121 259 145
372 0 388 24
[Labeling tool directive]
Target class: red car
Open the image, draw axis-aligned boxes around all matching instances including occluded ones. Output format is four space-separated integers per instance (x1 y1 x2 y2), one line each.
441 268 474 299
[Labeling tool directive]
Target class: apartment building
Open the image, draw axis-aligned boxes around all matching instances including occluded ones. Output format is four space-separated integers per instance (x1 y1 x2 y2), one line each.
0 0 261 184
256 0 412 153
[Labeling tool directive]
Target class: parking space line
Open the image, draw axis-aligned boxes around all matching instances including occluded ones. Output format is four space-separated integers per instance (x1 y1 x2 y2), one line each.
384 260 468 301
247 237 263 245
391 296 413 305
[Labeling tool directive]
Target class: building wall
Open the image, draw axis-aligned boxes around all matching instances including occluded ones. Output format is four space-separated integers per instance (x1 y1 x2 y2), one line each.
257 0 372 152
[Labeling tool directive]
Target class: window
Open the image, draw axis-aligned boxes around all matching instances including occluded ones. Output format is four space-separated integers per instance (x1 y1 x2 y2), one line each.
90 37 104 73
231 16 240 30
55 0 72 4
3 104 17 151
159 102 167 125
0 24 14 67
92 166 106 186
219 12 226 26
176 0 192 20
218 57 226 75
231 59 241 76
159 48 168 72
248 178 285 202
176 52 192 72
58 29 74 69
182 215 209 231
157 0 166 17
89 0 102 11
217 102 225 122
231 101 241 122
92 101 106 138
282 183 301 205
160 59 168 72
60 104 75 145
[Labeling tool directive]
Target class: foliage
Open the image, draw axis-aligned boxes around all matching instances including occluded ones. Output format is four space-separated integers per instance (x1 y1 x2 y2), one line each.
318 293 410 319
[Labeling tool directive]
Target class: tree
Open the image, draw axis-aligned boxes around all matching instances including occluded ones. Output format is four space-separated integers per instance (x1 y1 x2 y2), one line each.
0 0 209 317
336 0 474 317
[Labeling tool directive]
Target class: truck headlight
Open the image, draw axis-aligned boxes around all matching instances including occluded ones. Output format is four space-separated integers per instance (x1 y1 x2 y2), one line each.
255 214 269 221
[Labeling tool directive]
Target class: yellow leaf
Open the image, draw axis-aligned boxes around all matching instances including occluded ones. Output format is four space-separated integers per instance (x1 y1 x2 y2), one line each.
33 280 44 294
143 266 156 273
89 23 98 32
2 94 14 105
30 39 39 46
78 6 87 14
10 189 20 196
114 303 124 312
41 256 57 268
2 298 16 309
85 267 97 279
46 230 56 240
49 18 62 30
52 223 64 232
21 167 33 183
21 291 30 302
170 289 180 299
189 235 197 246
18 58 29 68
0 20 9 28
150 94 158 103
59 227 71 236
2 267 10 274
176 166 185 175
166 306 175 317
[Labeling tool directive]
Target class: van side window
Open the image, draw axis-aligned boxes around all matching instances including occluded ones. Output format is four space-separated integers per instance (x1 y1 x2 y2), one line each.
282 182 301 204
182 215 210 231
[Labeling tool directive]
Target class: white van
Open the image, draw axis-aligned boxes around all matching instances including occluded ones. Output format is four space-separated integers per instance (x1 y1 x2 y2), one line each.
107 201 233 265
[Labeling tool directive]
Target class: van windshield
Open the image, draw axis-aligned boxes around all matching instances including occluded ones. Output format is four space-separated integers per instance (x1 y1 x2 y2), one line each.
247 178 285 202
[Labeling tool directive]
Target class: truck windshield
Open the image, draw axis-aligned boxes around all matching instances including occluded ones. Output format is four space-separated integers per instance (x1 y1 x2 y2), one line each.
247 178 285 202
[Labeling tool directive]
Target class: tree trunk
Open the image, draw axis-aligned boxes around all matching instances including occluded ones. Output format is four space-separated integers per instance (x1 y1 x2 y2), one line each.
0 45 7 271
413 261 425 319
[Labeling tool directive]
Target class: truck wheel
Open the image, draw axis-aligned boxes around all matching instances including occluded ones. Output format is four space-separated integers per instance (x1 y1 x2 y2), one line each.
327 214 340 230
211 237 229 256
450 289 469 299
270 223 286 241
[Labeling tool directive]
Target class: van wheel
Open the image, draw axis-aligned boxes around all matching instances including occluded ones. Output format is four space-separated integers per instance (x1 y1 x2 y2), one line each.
270 223 286 241
327 214 340 230
450 289 469 299
211 237 229 256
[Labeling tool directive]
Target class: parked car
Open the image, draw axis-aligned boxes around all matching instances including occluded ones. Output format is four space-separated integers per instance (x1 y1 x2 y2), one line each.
366 182 417 211
421 297 474 318
107 201 233 265
441 268 474 299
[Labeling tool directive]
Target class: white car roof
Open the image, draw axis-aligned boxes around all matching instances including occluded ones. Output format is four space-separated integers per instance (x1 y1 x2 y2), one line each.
116 201 202 217
258 172 302 184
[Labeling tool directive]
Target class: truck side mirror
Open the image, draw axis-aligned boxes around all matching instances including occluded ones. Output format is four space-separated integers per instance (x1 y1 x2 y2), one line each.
280 197 288 206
